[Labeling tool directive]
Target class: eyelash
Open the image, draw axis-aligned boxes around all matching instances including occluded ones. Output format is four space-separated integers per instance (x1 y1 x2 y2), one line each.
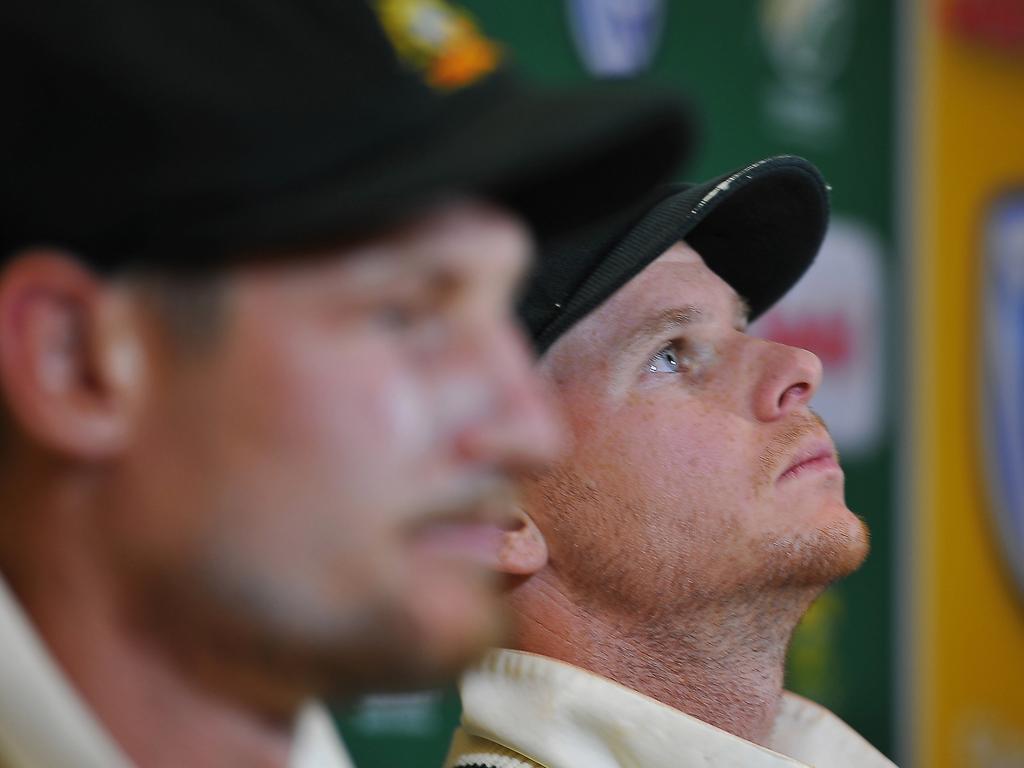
647 342 684 374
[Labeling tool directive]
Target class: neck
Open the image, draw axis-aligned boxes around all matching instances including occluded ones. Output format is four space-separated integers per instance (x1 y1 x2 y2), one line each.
0 472 296 768
508 571 816 746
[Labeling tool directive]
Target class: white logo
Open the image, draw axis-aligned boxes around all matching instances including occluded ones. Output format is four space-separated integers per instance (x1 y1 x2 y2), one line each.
566 0 665 77
752 217 885 456
347 691 444 735
759 0 855 145
981 192 1024 602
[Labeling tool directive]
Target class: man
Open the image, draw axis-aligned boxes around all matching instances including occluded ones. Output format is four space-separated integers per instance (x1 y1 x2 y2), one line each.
0 1 691 766
445 156 896 768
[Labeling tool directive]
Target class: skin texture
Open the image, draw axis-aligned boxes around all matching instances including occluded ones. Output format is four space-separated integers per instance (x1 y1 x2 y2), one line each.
0 200 563 768
497 242 869 745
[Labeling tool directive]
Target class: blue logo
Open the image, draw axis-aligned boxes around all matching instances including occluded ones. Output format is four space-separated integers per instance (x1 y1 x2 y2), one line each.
566 0 664 78
982 191 1024 600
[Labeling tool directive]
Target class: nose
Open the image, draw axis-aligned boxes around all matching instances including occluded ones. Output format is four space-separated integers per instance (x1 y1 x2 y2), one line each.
453 323 566 470
751 340 823 422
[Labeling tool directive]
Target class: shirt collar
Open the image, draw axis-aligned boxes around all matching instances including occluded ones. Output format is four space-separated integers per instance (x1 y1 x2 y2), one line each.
0 573 131 768
0 573 352 768
458 648 895 768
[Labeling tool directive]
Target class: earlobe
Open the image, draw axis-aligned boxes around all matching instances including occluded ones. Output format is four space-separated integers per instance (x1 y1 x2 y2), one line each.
0 250 141 459
497 509 548 576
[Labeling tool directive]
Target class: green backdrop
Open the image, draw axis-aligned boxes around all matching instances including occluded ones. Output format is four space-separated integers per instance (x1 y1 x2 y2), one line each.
337 2 898 764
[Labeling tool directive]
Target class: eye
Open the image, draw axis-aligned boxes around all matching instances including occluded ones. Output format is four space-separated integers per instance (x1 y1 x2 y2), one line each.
648 344 681 374
372 302 421 331
369 273 457 334
369 294 450 356
369 290 441 333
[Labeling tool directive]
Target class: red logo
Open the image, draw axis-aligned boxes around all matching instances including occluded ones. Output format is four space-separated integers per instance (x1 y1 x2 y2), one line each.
946 0 1024 54
757 311 854 369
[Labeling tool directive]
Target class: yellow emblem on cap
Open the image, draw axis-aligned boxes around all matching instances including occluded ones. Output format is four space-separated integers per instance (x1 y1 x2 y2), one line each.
374 0 502 90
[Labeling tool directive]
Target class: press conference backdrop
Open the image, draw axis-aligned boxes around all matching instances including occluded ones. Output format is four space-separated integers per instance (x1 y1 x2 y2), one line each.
335 2 1024 766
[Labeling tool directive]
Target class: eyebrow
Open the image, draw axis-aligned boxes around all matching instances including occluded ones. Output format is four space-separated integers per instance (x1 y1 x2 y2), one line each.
623 293 750 348
734 295 751 330
622 305 704 351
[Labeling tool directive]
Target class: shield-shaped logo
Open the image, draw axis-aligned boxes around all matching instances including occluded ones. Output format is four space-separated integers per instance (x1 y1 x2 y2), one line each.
566 0 664 77
981 191 1024 601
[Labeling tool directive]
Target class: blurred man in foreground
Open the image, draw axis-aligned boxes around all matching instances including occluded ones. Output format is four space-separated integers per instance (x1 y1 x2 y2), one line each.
0 1 690 765
445 156 896 767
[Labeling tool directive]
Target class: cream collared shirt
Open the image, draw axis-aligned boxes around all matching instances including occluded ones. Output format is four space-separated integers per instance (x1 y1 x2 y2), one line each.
446 649 897 768
0 575 352 768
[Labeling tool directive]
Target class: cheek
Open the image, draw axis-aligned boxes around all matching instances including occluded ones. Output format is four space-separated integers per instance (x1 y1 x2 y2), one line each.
581 399 749 483
273 337 435 483
569 399 760 528
319 354 431 463
208 325 441 537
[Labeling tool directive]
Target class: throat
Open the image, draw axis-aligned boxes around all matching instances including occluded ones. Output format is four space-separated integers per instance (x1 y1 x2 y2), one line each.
611 618 788 746
511 578 811 747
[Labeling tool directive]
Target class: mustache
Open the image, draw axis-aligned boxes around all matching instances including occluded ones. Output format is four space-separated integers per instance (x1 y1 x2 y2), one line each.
407 475 520 534
758 411 832 486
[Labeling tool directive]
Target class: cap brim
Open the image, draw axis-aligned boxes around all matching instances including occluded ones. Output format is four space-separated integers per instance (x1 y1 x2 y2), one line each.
533 155 829 351
175 81 694 256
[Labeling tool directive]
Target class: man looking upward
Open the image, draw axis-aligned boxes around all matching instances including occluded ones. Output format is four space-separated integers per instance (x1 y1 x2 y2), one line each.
446 156 895 768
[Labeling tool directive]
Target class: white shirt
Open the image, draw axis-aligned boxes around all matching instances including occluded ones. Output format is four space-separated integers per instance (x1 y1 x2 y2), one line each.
0 574 352 768
447 648 897 768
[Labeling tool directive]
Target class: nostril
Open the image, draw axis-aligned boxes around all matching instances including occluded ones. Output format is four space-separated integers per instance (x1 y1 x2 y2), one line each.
779 381 811 411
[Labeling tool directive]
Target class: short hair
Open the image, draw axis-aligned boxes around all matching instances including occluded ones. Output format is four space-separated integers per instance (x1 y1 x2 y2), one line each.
0 266 226 465
121 267 227 352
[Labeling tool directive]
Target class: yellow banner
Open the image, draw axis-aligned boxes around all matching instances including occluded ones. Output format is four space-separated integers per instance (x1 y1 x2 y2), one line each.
909 0 1024 766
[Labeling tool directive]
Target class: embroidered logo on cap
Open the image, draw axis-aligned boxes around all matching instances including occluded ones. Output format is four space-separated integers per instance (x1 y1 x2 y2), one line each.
374 0 502 90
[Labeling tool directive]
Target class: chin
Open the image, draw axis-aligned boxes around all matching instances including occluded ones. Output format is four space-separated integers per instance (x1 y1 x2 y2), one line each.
174 545 505 702
762 501 870 588
397 561 507 684
274 575 505 700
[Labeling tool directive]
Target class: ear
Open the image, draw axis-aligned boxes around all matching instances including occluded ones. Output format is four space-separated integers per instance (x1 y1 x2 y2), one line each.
496 506 548 576
0 249 144 459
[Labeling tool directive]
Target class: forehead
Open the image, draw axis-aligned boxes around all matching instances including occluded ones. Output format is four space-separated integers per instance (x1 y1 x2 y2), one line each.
337 199 532 281
549 242 743 359
654 241 704 266
244 198 532 291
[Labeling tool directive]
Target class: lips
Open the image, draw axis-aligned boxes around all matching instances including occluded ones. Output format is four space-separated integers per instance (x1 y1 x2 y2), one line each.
406 480 519 564
409 519 507 566
777 436 840 482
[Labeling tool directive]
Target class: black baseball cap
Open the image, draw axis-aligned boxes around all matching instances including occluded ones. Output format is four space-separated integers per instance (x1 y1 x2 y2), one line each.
0 0 693 270
520 155 830 352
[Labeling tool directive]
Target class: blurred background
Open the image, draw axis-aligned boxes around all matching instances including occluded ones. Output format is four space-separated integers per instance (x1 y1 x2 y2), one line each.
335 1 1024 766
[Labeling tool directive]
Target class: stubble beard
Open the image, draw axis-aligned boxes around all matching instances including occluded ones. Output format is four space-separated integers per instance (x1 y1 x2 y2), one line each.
128 534 500 715
756 512 870 590
752 410 871 591
521 462 869 742
527 454 870 630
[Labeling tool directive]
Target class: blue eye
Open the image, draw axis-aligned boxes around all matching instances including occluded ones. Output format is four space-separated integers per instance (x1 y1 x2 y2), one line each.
648 345 680 374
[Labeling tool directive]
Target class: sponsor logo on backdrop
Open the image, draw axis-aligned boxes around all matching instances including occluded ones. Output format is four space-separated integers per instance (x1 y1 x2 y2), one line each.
752 217 884 456
981 191 1024 601
946 0 1024 54
759 0 854 146
566 0 664 77
347 691 444 735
